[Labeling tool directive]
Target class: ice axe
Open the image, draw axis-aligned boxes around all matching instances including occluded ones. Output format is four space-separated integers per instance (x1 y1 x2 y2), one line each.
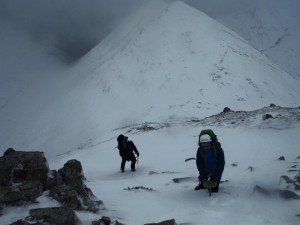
185 157 196 162
136 154 139 165
203 177 218 196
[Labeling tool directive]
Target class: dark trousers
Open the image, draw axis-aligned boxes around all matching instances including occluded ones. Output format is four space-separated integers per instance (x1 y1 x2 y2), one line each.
121 154 136 171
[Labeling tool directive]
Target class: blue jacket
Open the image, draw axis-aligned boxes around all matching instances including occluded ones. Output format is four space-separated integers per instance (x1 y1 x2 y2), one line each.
196 143 225 182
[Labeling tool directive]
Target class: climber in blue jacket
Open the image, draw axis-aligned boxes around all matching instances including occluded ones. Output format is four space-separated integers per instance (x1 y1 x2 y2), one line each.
195 134 225 192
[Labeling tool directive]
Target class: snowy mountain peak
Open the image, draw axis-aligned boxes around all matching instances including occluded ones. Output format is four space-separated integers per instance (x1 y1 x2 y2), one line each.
1 2 300 224
78 0 300 119
1 0 300 162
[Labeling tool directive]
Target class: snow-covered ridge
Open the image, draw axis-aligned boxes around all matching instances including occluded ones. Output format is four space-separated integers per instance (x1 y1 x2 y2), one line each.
1 1 300 225
219 0 300 78
76 1 300 114
110 105 300 137
1 0 300 158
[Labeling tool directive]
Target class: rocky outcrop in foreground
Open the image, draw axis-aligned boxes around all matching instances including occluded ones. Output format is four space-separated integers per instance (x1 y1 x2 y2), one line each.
47 159 102 212
0 148 49 206
0 148 101 225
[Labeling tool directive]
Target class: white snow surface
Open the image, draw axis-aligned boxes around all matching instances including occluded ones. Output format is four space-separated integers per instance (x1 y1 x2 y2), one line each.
218 0 300 78
0 1 300 225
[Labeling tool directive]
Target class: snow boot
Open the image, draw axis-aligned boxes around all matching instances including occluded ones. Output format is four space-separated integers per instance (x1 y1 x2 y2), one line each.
194 182 205 191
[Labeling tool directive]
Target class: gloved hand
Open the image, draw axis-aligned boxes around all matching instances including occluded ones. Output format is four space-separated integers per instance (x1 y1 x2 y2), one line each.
204 176 218 188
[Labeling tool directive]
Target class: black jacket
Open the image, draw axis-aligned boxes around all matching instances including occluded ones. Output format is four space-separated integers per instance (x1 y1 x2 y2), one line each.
118 140 139 160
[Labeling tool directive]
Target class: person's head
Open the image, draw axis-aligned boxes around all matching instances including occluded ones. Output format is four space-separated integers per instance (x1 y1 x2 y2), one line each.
117 134 128 143
199 134 212 149
117 134 124 142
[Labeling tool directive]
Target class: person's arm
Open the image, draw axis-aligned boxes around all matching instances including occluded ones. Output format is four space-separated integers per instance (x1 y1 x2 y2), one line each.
215 147 225 182
129 141 139 156
196 148 206 181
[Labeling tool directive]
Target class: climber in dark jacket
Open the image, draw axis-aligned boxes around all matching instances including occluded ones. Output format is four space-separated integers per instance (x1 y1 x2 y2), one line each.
117 134 139 172
195 134 225 192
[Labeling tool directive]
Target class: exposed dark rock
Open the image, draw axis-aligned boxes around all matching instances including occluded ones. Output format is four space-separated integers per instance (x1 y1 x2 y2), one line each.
231 163 238 167
45 170 58 190
275 189 300 200
149 171 159 175
4 147 16 156
8 219 42 225
161 171 179 174
296 174 300 183
288 169 300 172
0 181 43 205
8 220 42 225
270 104 276 107
124 186 154 191
145 219 177 225
0 149 49 206
254 185 300 200
47 159 101 212
92 216 111 225
172 177 197 183
0 148 49 188
187 105 300 129
278 156 285 161
91 220 100 225
149 170 182 175
280 175 295 184
248 166 254 172
113 122 170 135
115 221 125 225
262 114 273 120
254 185 271 195
1 150 103 223
101 216 112 225
49 185 82 210
28 207 80 225
223 107 232 113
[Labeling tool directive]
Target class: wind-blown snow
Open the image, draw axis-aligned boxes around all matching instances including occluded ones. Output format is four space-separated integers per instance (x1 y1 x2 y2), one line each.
0 1 300 225
77 1 300 117
219 0 300 78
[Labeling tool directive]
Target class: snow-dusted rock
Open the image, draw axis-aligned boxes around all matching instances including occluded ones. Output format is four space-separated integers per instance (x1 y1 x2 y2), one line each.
47 159 102 212
0 148 48 205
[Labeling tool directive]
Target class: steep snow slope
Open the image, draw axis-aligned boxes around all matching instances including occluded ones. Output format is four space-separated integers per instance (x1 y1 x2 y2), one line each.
78 1 299 114
0 1 300 225
0 1 299 159
219 0 300 78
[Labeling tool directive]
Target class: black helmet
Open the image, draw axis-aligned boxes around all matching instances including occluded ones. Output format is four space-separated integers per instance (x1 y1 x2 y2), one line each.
117 134 125 142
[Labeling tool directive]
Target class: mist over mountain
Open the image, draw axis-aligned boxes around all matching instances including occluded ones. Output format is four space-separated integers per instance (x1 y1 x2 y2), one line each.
0 0 147 63
0 0 299 158
1 0 299 71
218 0 300 78
0 1 300 225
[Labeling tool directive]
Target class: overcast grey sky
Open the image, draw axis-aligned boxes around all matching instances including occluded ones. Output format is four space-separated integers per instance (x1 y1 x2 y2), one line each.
0 0 282 66
0 0 148 64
